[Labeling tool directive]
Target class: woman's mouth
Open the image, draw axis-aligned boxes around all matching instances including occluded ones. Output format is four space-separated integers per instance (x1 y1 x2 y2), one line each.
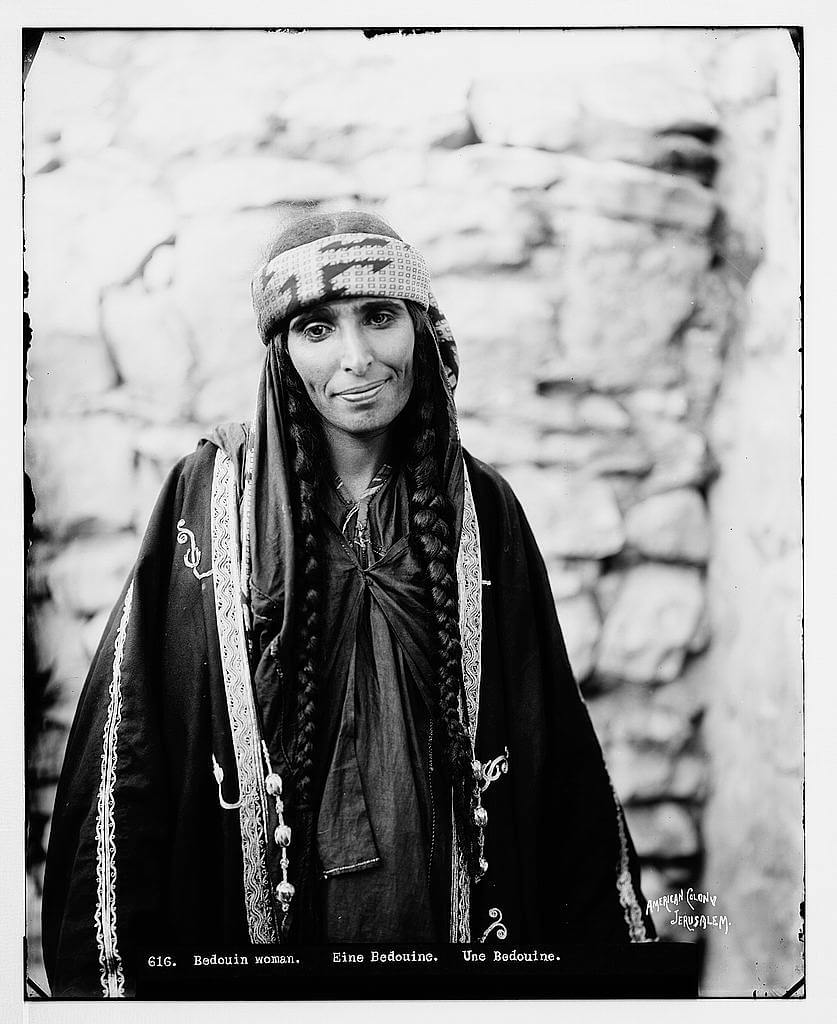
336 380 388 403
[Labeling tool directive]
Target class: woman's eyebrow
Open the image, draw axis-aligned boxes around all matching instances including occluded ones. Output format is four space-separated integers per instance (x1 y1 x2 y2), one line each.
357 298 404 312
289 305 335 330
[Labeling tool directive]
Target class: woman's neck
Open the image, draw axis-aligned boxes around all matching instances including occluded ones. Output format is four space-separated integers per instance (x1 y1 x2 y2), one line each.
323 424 391 501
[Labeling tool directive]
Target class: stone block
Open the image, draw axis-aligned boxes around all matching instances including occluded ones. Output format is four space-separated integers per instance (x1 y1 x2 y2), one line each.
29 605 89 736
607 744 706 803
579 59 719 137
624 802 700 859
575 394 632 433
457 417 539 468
26 415 137 537
381 186 542 275
101 281 194 415
596 564 705 685
134 423 202 465
608 746 673 803
682 325 726 421
142 244 176 291
45 533 139 617
26 334 117 418
172 209 281 375
82 609 112 661
548 160 717 233
469 72 583 151
546 558 601 602
626 388 690 421
278 55 473 161
426 144 570 192
116 31 299 159
545 213 711 391
193 360 264 426
536 432 653 476
30 722 70 784
587 691 694 756
353 151 429 200
431 275 555 416
503 467 624 560
26 160 177 337
168 156 355 216
625 489 710 564
584 131 718 186
555 592 601 681
638 422 712 496
24 48 115 147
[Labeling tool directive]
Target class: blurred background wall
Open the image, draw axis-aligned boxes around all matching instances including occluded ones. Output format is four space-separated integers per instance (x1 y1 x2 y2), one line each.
23 28 801 997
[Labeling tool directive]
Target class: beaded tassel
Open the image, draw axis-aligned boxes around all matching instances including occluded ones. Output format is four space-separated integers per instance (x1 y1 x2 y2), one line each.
261 741 295 916
472 759 489 880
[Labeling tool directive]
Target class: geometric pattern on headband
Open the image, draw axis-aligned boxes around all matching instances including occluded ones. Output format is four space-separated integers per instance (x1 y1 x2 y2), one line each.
251 233 431 343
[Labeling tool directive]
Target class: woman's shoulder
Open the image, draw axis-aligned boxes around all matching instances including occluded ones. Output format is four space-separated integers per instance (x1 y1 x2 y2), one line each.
166 422 249 487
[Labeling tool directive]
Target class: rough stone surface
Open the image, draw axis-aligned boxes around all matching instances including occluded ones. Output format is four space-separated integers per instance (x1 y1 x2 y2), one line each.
26 334 118 417
426 144 570 192
554 592 601 681
546 558 601 602
548 159 718 233
431 274 556 416
45 534 139 617
172 210 281 375
503 468 625 560
26 416 136 537
607 745 706 803
546 213 711 391
381 186 542 274
625 802 700 859
636 422 712 496
588 691 694 755
698 31 803 996
277 52 473 161
624 489 710 564
168 156 356 215
101 281 194 415
469 71 582 152
596 565 705 684
26 161 176 336
193 360 263 426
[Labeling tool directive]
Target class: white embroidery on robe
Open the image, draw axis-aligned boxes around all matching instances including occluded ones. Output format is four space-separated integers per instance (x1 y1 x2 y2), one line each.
176 518 213 580
94 580 133 998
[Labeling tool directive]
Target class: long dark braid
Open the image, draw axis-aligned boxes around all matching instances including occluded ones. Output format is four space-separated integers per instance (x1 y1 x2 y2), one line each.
276 340 327 932
276 310 482 897
403 304 483 876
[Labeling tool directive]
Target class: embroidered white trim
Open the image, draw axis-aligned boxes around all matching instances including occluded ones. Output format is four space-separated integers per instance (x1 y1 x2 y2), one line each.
211 449 278 944
450 461 483 942
478 748 510 793
322 856 381 878
613 792 649 942
94 579 133 998
478 907 508 943
176 518 213 580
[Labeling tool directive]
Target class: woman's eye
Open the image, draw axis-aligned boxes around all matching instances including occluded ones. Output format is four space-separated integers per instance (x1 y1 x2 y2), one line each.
367 310 394 327
303 322 331 341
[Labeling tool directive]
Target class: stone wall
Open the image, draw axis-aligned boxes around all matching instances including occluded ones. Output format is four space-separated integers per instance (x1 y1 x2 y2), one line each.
23 28 801 995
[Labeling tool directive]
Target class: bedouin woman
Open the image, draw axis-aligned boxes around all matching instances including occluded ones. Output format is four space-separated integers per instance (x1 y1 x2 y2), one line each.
42 210 655 998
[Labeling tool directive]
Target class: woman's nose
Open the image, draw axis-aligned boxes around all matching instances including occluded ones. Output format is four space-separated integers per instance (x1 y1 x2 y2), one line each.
339 323 374 374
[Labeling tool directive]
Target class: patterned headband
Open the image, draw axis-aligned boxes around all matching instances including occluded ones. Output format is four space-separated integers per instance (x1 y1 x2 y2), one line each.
251 232 432 345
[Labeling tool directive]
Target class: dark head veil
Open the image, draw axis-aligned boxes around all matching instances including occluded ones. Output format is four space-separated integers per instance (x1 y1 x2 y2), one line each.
242 210 466 707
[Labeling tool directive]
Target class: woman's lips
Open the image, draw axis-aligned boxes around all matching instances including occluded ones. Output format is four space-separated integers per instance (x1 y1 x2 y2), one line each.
336 379 388 402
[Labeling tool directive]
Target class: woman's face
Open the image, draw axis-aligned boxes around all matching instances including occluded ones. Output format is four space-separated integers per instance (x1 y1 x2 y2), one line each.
286 296 415 441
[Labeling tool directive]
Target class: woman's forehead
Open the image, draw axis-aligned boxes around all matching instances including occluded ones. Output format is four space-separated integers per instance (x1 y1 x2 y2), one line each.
290 296 407 322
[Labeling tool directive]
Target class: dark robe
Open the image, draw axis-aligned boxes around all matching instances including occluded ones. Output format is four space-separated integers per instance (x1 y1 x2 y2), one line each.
41 438 654 999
